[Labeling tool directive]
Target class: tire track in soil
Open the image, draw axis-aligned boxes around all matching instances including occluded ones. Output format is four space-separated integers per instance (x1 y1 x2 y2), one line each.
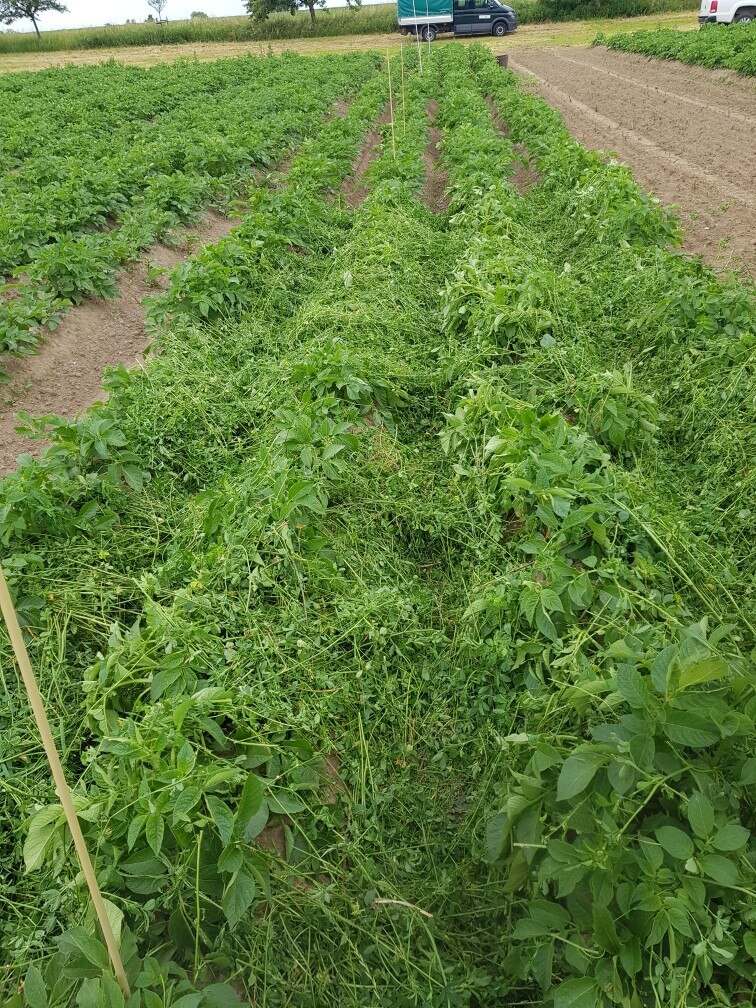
508 47 756 276
517 51 756 176
565 45 756 118
510 63 755 207
0 209 239 476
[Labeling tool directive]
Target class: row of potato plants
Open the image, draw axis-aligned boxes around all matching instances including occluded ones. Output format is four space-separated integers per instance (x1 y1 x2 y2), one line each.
475 45 754 625
0 51 382 358
1 42 753 1008
433 43 755 1008
3 53 485 1008
0 63 415 1008
596 22 756 76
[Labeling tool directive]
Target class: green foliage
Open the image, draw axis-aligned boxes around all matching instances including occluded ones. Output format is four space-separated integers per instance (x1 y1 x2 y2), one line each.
443 42 756 1006
0 0 68 39
0 284 66 354
1 41 754 1008
0 51 382 356
246 0 327 28
597 22 756 76
528 0 693 20
0 5 397 52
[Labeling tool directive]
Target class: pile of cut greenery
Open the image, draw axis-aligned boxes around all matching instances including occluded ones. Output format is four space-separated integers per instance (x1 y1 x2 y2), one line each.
0 43 754 1008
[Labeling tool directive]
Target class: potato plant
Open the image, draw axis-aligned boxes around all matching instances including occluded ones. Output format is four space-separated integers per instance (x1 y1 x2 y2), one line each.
0 51 383 359
0 43 753 1008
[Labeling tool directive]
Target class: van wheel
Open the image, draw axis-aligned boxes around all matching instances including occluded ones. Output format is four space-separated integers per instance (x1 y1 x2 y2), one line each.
492 20 508 35
733 6 755 18
421 24 437 41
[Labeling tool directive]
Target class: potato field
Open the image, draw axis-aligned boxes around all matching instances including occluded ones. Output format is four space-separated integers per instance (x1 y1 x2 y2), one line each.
599 21 756 74
0 42 754 1008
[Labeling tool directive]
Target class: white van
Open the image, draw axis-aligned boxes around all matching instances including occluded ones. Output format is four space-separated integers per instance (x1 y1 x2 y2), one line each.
699 0 754 23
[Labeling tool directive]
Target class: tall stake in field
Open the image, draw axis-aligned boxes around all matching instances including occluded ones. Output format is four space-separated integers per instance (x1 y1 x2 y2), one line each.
400 44 407 135
411 0 423 73
387 51 397 159
0 566 131 998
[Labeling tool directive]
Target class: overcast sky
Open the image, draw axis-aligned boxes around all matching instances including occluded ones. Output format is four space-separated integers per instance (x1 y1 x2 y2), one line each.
5 0 360 32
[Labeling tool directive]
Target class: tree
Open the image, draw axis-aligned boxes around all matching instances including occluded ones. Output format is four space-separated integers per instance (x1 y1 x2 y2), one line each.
146 0 167 24
0 0 68 39
246 0 359 30
190 9 208 16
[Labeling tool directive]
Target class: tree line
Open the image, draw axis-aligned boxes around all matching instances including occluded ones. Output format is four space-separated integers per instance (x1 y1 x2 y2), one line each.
0 0 366 36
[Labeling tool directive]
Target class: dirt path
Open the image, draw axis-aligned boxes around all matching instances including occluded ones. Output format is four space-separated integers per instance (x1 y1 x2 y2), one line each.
0 210 237 475
508 47 756 275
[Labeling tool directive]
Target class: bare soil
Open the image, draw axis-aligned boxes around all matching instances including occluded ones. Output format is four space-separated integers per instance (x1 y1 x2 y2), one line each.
508 47 756 276
0 210 237 475
423 101 450 214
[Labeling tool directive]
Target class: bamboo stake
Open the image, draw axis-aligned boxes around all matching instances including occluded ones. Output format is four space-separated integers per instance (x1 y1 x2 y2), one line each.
386 51 396 160
0 566 131 998
412 0 423 73
400 43 406 136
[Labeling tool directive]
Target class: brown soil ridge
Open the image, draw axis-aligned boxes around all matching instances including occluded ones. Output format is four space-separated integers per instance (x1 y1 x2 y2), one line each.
509 47 756 277
0 209 238 476
423 101 450 214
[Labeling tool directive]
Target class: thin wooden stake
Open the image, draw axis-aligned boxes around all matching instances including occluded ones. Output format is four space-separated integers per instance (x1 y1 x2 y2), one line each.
412 0 423 74
386 51 396 160
400 43 406 136
0 566 131 998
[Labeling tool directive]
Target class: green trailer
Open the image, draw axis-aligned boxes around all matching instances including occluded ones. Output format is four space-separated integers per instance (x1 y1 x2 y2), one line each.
397 0 517 41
